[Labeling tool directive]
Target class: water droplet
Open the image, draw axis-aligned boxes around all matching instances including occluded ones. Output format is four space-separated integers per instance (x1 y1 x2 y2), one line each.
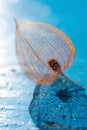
0 107 4 111
10 69 17 73
4 123 8 127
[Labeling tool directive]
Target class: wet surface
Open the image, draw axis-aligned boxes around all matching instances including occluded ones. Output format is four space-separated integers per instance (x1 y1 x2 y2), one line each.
0 65 87 129
0 66 38 130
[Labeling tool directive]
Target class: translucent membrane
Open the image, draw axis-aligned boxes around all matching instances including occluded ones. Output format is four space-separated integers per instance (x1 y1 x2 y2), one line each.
29 73 87 129
15 19 75 85
15 19 87 129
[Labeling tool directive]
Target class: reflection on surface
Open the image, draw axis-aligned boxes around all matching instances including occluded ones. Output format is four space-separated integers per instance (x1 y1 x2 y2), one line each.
29 73 87 129
0 65 87 129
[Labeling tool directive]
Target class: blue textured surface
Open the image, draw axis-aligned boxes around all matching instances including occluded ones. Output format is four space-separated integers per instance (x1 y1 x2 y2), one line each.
0 65 87 130
0 66 36 130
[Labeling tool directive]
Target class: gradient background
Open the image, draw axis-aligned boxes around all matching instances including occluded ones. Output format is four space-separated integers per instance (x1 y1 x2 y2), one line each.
0 0 87 129
0 0 87 78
